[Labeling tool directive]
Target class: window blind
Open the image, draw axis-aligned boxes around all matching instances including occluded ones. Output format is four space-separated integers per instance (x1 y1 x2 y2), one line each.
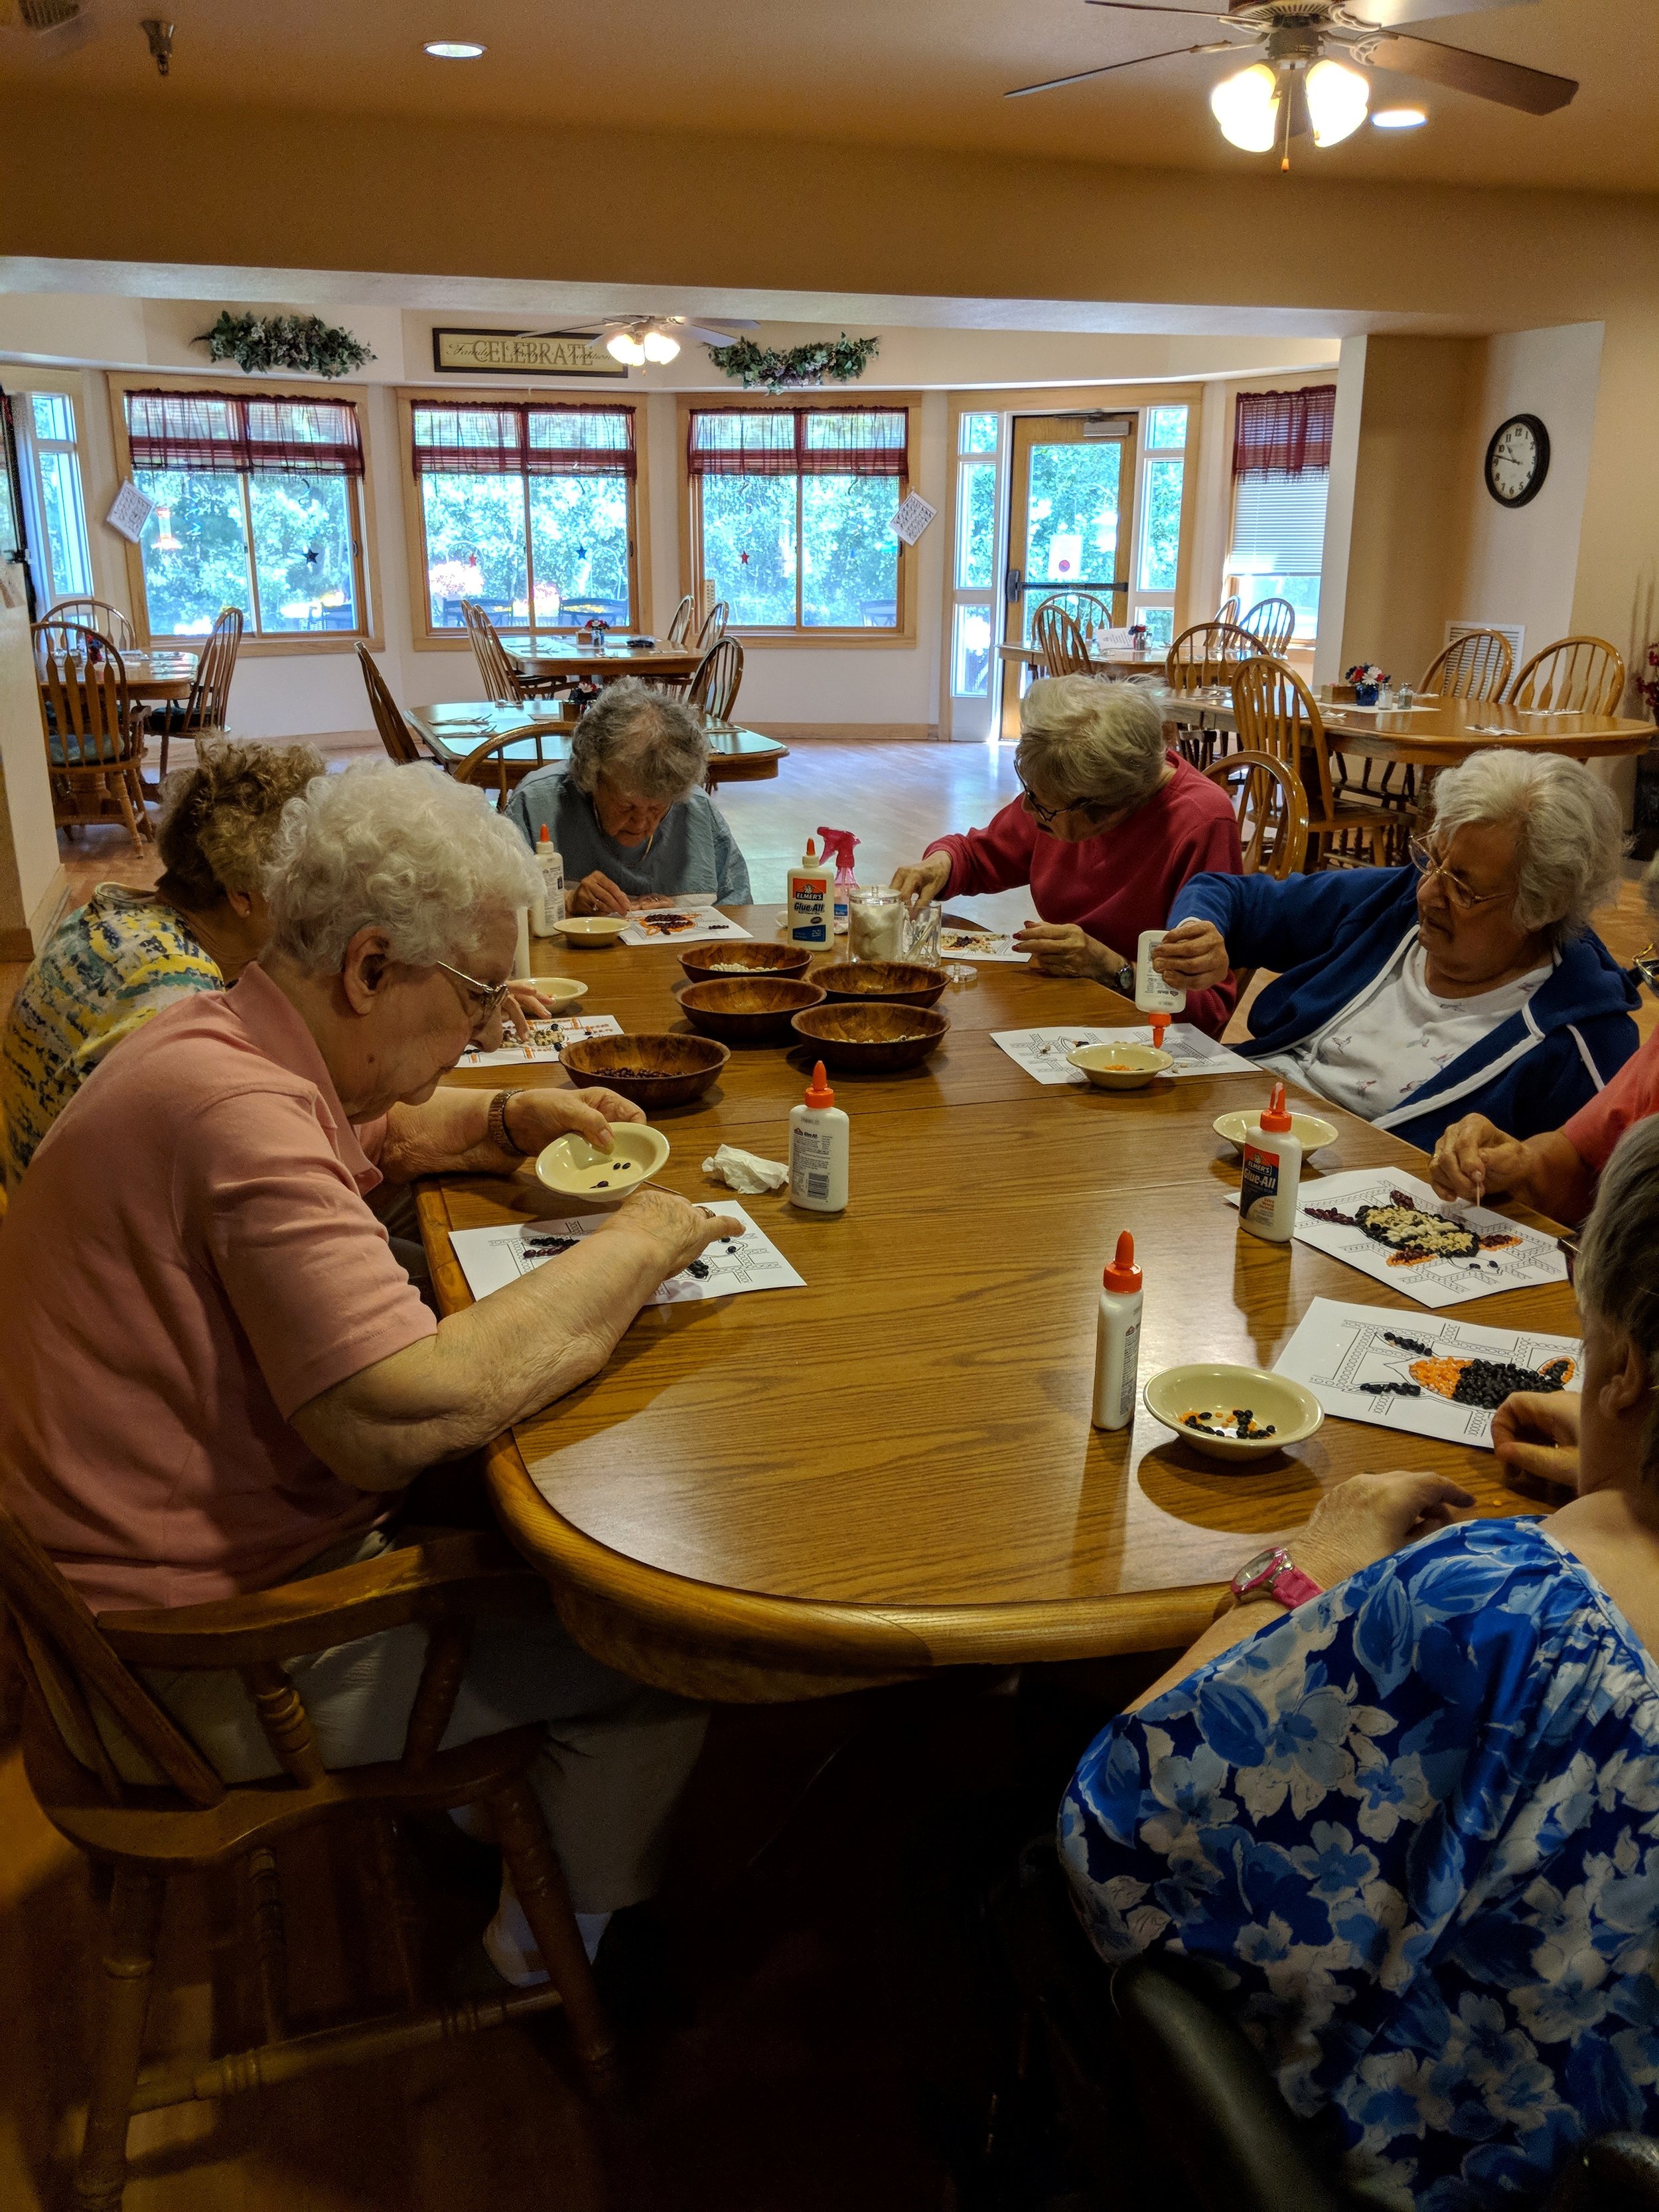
1232 386 1335 479
687 407 908 477
410 403 636 478
1228 470 1330 577
126 390 365 477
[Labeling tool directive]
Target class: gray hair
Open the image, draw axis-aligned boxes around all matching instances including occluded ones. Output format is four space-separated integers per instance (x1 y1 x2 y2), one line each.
1427 749 1625 946
568 678 709 806
1576 1115 1659 1476
1017 677 1169 816
263 759 538 975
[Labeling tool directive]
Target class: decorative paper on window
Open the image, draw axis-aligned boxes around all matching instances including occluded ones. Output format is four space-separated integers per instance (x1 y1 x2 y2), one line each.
1273 1297 1579 1449
993 1025 1258 1086
448 1203 804 1307
455 1014 622 1069
891 492 938 545
105 480 156 543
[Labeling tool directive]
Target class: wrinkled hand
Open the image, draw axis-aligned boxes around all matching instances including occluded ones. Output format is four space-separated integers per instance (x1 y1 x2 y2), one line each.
1293 1468 1477 1589
1013 920 1114 982
889 855 951 913
1151 918 1231 993
1492 1390 1581 1492
1429 1114 1528 1205
570 871 630 918
599 1183 744 1280
506 1085 644 1157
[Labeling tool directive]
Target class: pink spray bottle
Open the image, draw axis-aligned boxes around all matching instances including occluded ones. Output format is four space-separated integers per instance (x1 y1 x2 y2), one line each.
818 826 859 936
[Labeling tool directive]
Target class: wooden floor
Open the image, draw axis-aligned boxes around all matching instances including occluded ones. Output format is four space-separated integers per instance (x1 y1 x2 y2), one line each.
3 732 1656 2212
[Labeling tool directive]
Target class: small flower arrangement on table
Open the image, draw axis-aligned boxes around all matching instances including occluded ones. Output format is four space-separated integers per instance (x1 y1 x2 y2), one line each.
1346 662 1391 705
1638 644 1659 723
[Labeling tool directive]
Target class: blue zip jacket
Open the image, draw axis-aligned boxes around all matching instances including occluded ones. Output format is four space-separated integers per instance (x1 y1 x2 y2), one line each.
1169 865 1638 1151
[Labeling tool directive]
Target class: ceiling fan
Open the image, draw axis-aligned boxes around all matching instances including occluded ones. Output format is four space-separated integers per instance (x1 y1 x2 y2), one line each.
1007 0 1577 165
510 315 758 366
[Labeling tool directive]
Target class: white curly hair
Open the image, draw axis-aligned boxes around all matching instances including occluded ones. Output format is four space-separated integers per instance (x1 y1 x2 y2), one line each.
1427 749 1626 946
262 759 539 976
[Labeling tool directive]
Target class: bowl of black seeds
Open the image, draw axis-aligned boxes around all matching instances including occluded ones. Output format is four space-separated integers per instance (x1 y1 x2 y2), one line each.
1141 1363 1324 1463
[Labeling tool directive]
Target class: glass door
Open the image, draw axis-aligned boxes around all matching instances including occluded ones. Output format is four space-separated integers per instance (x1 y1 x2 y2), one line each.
946 409 1003 740
999 412 1136 738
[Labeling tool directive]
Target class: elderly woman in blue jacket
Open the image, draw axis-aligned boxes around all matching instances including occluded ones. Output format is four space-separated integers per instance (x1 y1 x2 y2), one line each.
1152 749 1635 1150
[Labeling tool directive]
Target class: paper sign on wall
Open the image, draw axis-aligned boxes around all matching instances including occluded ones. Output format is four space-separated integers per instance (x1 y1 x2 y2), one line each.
891 492 937 545
105 481 155 544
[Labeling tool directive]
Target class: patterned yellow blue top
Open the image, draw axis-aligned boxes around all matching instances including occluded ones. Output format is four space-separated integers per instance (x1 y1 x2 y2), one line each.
1 885 221 1184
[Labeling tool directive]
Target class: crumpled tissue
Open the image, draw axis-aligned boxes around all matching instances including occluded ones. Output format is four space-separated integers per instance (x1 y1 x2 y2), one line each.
703 1143 789 1195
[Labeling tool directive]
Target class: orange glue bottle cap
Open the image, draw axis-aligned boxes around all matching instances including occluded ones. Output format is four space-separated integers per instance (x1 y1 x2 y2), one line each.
1262 1080 1293 1134
804 1061 835 1108
538 824 552 846
1149 1013 1170 1048
1103 1229 1142 1293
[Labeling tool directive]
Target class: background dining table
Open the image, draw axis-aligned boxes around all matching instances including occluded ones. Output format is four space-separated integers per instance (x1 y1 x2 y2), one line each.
1149 684 1654 771
507 638 705 686
997 642 1168 679
408 701 788 788
56 646 200 703
419 911 1579 1704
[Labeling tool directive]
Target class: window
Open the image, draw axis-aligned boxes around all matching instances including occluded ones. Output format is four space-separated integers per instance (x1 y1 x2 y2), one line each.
1226 473 1330 642
1131 404 1189 649
22 390 92 604
410 402 636 636
124 388 368 640
951 409 1001 703
688 407 908 632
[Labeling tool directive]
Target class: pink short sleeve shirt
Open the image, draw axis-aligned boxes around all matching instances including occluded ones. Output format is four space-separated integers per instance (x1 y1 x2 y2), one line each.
1562 1023 1659 1179
0 965 437 1612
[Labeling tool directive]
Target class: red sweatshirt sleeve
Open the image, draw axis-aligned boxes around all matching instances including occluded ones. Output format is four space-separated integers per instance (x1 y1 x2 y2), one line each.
924 797 1037 898
1167 802 1244 1039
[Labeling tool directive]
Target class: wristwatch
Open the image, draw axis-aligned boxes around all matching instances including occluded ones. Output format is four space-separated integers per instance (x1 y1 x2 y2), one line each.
1109 960 1135 997
1229 1546 1323 1611
486 1088 531 1158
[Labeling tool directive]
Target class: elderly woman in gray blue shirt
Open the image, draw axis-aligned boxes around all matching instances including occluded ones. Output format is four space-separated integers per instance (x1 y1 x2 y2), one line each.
505 679 753 915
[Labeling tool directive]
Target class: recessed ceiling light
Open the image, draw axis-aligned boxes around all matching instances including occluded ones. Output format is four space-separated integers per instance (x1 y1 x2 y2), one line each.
423 40 485 59
1372 106 1427 129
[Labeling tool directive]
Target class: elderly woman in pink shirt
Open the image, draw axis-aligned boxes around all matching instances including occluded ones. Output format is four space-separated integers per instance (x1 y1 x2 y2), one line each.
0 759 739 1987
891 677 1244 1036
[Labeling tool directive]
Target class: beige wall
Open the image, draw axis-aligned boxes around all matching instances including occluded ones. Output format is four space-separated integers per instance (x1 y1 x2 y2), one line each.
0 563 67 958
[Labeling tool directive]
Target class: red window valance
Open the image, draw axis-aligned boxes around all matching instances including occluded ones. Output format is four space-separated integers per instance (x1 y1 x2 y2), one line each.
126 390 365 477
1233 386 1336 479
688 407 909 477
410 403 636 478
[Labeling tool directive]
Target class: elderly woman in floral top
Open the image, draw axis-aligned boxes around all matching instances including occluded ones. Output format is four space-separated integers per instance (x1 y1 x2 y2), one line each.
1062 1112 1659 2210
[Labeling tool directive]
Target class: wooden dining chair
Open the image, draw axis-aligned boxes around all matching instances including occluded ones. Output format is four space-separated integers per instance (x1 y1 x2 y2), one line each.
1419 628 1513 703
1508 635 1627 716
664 593 695 647
1240 597 1297 656
0 1502 616 2212
451 722 570 806
1232 656 1398 870
1163 621 1267 766
33 622 150 851
694 600 729 652
461 599 532 706
1214 593 1240 626
1032 590 1112 640
154 607 243 779
46 595 138 651
685 636 745 721
1031 601 1094 678
1203 749 1309 881
357 644 439 765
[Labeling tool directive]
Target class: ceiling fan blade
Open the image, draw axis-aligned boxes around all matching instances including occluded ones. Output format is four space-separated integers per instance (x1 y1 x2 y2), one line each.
676 317 759 333
682 325 747 346
1082 3 1234 15
1007 38 1240 98
1363 31 1576 114
1346 0 1538 23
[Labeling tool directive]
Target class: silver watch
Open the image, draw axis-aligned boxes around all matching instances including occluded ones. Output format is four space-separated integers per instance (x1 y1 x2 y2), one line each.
487 1088 531 1157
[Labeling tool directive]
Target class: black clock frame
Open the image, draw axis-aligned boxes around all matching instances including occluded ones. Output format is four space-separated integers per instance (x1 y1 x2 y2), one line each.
1484 413 1550 510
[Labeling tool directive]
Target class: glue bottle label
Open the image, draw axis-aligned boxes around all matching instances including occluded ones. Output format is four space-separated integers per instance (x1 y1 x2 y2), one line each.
1240 1142 1280 1228
1116 1317 1141 1425
789 875 831 945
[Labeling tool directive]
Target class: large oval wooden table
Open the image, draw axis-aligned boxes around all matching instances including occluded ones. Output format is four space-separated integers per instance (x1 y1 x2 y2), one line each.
417 909 1579 1703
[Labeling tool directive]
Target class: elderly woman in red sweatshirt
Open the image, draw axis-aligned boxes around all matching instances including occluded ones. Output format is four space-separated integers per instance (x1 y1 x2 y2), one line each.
891 676 1244 1035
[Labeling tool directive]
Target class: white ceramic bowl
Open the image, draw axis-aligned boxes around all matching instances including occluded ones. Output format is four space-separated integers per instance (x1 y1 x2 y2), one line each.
1066 1041 1172 1091
557 915 630 944
1213 1108 1338 1161
534 1124 669 1200
1142 1363 1324 1463
534 976 589 1008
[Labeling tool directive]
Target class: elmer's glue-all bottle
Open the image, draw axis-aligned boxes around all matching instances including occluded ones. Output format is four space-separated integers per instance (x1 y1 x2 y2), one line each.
789 1061 849 1213
1092 1230 1144 1432
1240 1082 1302 1244
788 838 835 948
530 824 566 936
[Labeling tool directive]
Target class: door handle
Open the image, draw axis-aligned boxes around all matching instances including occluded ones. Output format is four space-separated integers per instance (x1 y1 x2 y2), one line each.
1004 565 1021 607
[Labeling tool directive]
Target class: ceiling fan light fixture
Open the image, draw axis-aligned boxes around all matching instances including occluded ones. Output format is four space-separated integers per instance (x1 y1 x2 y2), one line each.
641 327 680 364
423 39 485 58
1372 105 1427 131
1305 57 1369 147
1210 63 1279 155
607 330 647 366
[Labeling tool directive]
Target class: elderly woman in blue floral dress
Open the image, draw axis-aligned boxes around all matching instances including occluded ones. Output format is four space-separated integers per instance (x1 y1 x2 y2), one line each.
1062 1113 1659 2211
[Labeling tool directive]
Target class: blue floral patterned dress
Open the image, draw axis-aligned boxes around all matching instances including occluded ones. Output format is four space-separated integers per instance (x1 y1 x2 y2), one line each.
1060 1518 1659 2209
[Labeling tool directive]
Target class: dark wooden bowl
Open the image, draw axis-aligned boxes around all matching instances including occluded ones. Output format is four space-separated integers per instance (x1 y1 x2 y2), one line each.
679 940 812 984
676 976 828 1044
559 1031 729 1108
790 1001 949 1073
812 960 947 1008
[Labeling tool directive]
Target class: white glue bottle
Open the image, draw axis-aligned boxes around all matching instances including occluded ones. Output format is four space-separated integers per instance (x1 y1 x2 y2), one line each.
787 838 836 950
1135 928 1187 1015
1239 1080 1303 1244
1092 1230 1144 1432
789 1061 849 1213
530 824 566 937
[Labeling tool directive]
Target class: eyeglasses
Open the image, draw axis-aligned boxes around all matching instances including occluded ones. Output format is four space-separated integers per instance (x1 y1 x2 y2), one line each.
1407 836 1513 917
1019 776 1112 830
435 958 513 1030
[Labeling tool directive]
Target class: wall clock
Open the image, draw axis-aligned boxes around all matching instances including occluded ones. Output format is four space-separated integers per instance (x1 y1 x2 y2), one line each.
1484 414 1550 509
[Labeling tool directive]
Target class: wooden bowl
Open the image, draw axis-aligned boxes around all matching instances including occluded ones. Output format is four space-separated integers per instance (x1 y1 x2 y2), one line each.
812 960 947 1008
559 1031 729 1108
790 1001 949 1072
677 976 828 1043
679 940 812 984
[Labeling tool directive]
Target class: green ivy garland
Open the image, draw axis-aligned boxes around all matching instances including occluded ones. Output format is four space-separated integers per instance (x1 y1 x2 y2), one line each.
196 311 376 380
709 332 879 395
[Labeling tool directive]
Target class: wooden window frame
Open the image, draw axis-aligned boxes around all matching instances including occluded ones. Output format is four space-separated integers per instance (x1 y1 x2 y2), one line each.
677 392 920 650
106 371 382 656
397 386 648 652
